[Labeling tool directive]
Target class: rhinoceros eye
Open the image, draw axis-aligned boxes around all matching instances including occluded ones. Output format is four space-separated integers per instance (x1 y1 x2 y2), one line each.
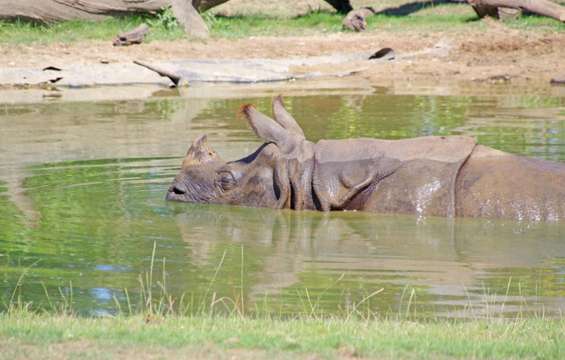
217 170 237 190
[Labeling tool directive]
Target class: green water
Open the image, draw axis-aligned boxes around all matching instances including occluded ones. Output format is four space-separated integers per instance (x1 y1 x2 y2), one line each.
1 88 565 318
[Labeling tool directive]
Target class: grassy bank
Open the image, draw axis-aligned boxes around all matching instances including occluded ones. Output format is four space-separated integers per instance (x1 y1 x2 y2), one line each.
3 245 563 359
0 5 563 45
1 311 563 359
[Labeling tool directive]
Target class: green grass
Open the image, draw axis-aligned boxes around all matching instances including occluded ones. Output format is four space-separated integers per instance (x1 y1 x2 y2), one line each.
0 6 563 45
0 15 184 44
504 13 565 30
206 11 345 37
208 8 476 37
1 311 564 359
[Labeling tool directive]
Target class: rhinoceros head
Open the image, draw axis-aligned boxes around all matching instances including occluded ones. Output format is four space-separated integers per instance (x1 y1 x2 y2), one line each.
166 96 306 208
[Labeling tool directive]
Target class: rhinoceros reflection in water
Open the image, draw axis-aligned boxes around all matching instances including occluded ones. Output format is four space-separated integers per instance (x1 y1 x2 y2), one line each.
166 96 565 221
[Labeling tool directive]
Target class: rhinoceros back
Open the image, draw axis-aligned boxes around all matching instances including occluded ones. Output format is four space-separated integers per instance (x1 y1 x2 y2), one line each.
456 145 565 221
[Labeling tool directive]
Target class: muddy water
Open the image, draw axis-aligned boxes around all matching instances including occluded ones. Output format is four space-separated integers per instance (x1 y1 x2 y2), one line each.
1 85 564 318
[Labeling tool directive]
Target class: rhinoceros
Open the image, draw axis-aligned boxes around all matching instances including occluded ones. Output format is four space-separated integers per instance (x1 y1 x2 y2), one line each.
166 96 565 221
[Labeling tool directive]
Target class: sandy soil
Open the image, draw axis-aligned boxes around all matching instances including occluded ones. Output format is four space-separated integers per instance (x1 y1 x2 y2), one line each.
0 19 564 87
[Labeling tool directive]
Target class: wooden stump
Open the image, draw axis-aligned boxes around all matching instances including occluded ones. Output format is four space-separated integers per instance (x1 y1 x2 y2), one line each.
342 7 375 32
113 24 150 46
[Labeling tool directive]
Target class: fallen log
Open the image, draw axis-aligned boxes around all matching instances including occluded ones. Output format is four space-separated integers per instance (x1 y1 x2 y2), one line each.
467 0 565 21
0 0 169 22
0 0 229 24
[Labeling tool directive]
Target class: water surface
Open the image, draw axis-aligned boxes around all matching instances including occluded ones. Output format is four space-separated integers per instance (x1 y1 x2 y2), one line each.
1 85 564 318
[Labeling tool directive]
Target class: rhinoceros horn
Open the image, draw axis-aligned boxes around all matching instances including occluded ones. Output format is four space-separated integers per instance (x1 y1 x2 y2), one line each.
182 134 219 168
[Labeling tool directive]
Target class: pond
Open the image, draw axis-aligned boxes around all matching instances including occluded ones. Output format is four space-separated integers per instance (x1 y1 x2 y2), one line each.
1 82 564 318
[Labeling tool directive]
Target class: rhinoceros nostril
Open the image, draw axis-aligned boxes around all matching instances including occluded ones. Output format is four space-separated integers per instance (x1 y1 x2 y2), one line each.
172 186 186 195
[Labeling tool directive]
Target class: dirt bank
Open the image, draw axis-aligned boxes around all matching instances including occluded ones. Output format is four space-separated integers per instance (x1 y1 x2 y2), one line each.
0 20 563 88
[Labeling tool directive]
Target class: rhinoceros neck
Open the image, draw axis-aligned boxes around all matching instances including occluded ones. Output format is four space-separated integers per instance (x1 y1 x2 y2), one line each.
283 140 317 211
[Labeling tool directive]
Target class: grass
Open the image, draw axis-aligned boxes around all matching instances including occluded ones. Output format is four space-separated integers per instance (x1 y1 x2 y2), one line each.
1 310 564 359
0 15 184 44
3 245 564 359
0 5 563 45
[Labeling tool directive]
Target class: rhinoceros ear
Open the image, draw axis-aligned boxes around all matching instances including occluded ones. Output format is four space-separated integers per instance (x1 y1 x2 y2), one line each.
241 104 296 149
182 134 219 167
272 95 305 138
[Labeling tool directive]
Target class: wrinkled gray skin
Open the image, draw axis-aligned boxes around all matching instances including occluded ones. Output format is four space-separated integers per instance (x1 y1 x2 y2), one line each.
167 96 565 221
